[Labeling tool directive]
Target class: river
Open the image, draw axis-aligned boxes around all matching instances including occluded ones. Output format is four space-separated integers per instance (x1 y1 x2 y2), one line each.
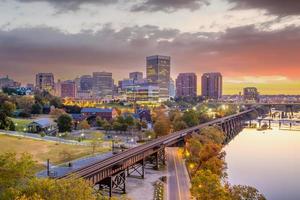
225 128 300 200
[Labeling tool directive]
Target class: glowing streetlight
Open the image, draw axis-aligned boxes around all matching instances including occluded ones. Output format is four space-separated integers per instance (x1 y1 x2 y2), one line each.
185 151 190 157
189 163 195 169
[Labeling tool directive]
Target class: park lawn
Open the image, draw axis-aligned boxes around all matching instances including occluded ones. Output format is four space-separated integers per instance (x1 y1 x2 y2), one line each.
0 134 109 171
10 118 33 132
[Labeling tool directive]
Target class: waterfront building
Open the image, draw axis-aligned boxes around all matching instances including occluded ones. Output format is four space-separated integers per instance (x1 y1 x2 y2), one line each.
35 73 55 92
92 72 113 98
61 80 76 98
146 55 171 101
243 87 260 103
201 72 222 100
176 73 197 97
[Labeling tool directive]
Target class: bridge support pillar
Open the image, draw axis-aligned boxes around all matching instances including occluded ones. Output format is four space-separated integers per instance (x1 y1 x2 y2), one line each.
98 170 126 197
152 148 166 170
127 159 145 179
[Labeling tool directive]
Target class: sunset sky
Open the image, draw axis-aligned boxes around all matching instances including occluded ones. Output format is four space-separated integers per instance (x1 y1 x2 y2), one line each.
0 0 300 94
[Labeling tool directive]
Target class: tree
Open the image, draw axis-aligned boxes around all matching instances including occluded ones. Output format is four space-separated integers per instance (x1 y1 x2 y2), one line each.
0 111 15 131
0 152 100 200
49 97 63 108
57 114 73 133
153 115 171 137
90 132 104 154
49 108 66 119
96 117 104 127
17 96 35 114
124 115 135 127
78 120 90 130
0 92 9 104
144 130 156 140
182 110 199 127
169 109 181 122
173 119 188 131
31 103 43 115
1 101 16 116
102 120 111 133
229 185 266 200
190 170 230 200
198 126 226 145
20 177 97 200
0 152 36 200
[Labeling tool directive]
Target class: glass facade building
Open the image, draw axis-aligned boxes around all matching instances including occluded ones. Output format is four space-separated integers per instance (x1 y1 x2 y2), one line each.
92 72 113 98
146 55 171 101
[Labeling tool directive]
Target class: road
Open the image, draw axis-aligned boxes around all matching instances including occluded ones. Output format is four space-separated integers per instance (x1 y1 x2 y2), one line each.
166 147 191 200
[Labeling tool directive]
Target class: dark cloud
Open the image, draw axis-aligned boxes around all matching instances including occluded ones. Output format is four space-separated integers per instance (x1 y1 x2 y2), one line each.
228 0 300 16
16 0 209 12
0 24 300 83
16 0 118 11
131 0 209 12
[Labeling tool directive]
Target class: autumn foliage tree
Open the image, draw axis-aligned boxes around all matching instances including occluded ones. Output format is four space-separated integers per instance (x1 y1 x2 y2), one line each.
153 110 171 138
0 152 103 200
187 126 266 200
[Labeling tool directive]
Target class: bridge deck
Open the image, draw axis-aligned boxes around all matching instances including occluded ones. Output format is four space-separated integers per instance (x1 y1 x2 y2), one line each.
59 109 254 180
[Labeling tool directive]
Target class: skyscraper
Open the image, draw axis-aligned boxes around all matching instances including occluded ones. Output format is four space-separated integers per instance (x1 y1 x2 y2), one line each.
92 72 113 98
129 72 143 83
201 72 222 100
169 78 176 98
176 73 197 97
80 75 93 91
61 80 76 98
146 55 171 101
35 73 54 92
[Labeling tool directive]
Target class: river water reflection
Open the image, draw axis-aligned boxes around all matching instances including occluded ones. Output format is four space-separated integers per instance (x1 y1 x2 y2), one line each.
225 128 300 200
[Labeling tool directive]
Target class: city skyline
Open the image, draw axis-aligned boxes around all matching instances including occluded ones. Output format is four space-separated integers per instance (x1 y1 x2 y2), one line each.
0 0 300 95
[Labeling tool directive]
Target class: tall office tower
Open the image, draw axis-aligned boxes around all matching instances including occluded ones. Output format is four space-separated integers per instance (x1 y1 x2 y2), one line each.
35 73 55 92
74 77 81 92
129 72 143 83
201 72 222 100
243 87 260 103
60 80 76 98
146 55 171 101
92 72 113 98
169 78 176 98
80 75 93 91
176 73 197 97
54 80 62 97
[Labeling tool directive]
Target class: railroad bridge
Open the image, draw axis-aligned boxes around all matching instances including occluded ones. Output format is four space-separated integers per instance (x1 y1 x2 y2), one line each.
59 109 255 197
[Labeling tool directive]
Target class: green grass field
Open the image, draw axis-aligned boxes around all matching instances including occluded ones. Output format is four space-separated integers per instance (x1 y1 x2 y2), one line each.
10 118 33 132
0 134 109 171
